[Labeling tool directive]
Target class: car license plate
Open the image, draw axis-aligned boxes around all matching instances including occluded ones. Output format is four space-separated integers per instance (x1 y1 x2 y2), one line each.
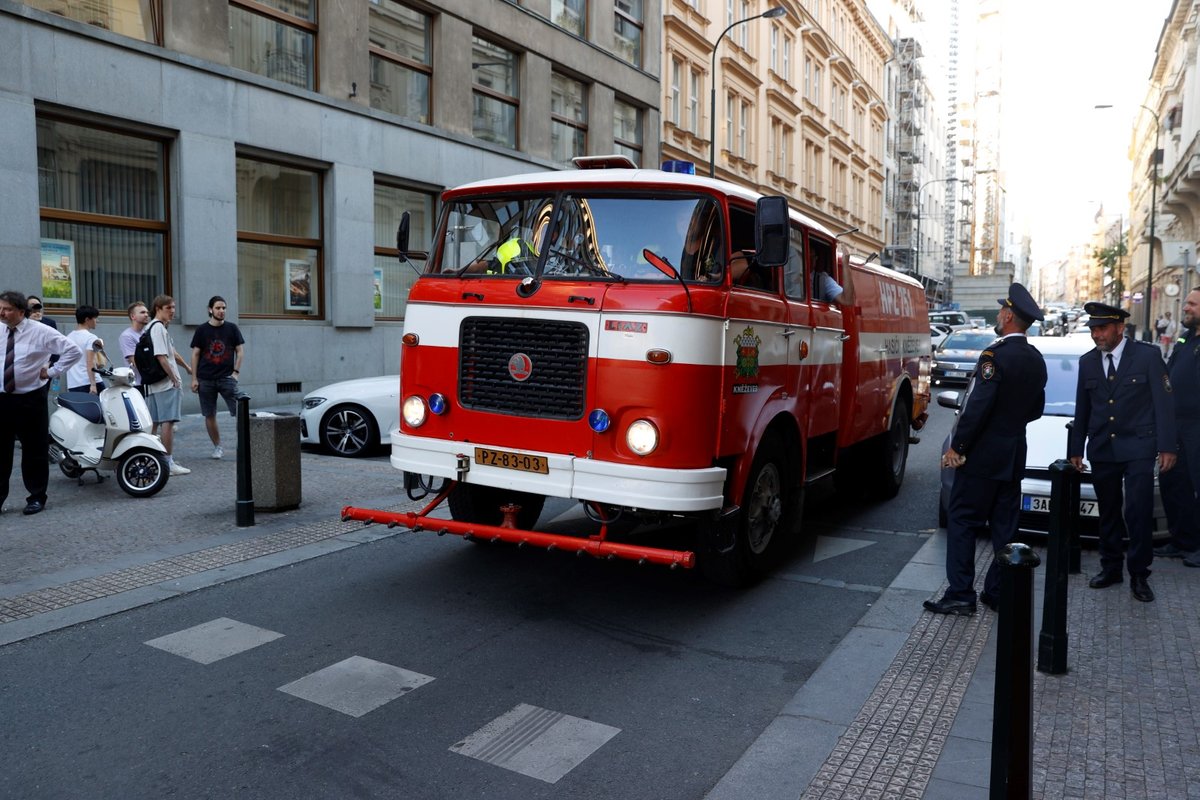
474 447 548 474
1021 495 1099 517
947 370 966 378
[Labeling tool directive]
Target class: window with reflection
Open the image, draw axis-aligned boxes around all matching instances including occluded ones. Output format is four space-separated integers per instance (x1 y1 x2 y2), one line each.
551 0 585 36
36 116 169 313
235 155 322 317
373 182 434 319
472 38 519 148
550 73 587 163
23 0 162 43
613 0 642 66
613 99 642 166
229 0 317 91
368 0 431 123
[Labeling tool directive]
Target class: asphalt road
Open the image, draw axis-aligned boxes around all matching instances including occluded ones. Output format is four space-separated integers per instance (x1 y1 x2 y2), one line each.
0 406 956 800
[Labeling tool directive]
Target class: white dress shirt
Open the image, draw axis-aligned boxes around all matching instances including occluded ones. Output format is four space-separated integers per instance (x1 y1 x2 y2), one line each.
1 317 83 394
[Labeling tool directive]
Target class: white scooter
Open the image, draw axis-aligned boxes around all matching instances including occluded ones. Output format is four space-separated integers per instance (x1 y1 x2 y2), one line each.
49 347 170 497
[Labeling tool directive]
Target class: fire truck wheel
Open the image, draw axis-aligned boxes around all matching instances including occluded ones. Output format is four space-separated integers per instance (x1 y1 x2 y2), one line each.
448 483 545 530
700 438 798 585
869 399 910 500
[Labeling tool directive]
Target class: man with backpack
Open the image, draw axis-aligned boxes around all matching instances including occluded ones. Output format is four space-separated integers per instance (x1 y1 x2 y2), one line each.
141 294 192 476
120 300 150 389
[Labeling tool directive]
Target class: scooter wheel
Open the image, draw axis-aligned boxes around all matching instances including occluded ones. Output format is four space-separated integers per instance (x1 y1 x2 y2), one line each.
117 449 169 497
59 458 84 480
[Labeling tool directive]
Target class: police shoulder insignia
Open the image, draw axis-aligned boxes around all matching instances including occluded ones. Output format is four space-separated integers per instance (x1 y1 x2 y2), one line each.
981 361 996 380
981 350 994 358
1164 374 1173 393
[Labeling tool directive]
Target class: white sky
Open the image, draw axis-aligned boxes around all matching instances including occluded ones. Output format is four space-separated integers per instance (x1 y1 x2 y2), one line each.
1000 0 1174 265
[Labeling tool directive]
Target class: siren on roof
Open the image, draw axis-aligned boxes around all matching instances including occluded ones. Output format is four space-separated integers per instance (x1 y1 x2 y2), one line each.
572 155 638 170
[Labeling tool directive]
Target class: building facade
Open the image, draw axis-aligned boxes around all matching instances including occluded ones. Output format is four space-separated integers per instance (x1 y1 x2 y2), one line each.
659 0 891 259
2 0 661 407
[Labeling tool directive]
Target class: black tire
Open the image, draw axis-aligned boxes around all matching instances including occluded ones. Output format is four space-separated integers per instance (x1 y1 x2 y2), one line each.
116 449 169 497
320 404 378 458
870 399 910 500
700 437 800 586
447 483 545 530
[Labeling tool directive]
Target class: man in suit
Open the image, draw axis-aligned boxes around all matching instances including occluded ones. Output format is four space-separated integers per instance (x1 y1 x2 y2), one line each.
925 283 1048 615
1069 301 1176 602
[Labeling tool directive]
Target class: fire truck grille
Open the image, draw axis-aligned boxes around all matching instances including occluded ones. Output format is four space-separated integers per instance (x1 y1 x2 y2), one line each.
458 317 589 419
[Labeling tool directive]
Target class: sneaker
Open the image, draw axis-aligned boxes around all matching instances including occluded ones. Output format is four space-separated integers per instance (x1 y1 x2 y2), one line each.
169 462 191 476
211 446 224 460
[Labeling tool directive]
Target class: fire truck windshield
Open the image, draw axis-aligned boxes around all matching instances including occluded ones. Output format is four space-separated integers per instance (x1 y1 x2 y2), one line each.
431 193 726 283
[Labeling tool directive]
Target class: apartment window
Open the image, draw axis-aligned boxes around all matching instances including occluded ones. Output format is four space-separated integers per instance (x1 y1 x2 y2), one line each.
770 26 778 73
235 155 322 317
472 38 518 149
738 99 749 158
368 1 431 123
551 0 585 37
614 0 642 66
24 0 162 43
804 57 811 97
229 0 317 91
613 99 642 166
783 35 792 82
688 69 701 134
725 93 734 152
374 181 434 319
772 120 792 178
550 73 587 162
813 64 823 105
739 1 749 48
36 116 169 312
670 58 682 126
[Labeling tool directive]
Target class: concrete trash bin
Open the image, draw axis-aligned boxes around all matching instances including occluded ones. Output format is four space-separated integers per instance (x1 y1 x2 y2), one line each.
248 412 302 511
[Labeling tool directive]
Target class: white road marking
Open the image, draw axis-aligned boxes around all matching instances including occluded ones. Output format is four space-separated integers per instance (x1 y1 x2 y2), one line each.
144 617 284 664
277 655 434 718
451 703 620 784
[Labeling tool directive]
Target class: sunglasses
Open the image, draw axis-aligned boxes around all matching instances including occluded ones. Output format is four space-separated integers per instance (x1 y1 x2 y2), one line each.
29 304 43 311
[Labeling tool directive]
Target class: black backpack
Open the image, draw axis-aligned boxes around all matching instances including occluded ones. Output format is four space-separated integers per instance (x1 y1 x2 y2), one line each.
134 320 169 385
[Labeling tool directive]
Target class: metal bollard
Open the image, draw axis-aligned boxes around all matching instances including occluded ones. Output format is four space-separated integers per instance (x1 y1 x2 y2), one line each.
235 394 254 527
990 542 1041 800
1037 459 1079 675
1063 422 1082 574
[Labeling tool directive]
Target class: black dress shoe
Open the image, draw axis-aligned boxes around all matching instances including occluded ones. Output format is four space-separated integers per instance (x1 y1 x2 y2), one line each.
923 597 977 616
22 500 45 515
1088 571 1123 589
979 592 999 612
1130 576 1155 602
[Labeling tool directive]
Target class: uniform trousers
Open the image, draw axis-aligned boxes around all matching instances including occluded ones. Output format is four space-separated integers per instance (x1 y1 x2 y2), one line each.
944 471 1021 603
0 390 51 508
1091 457 1156 577
1159 424 1200 552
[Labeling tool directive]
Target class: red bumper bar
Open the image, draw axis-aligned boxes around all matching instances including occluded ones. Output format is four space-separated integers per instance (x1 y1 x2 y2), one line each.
340 505 696 569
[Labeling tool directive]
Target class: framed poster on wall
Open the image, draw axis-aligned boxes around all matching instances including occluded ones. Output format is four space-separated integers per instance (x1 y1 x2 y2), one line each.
285 258 313 311
373 268 384 311
40 238 77 305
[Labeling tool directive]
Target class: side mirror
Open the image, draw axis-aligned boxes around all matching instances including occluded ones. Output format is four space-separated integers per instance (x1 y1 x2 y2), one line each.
936 390 963 410
396 212 411 263
754 196 789 267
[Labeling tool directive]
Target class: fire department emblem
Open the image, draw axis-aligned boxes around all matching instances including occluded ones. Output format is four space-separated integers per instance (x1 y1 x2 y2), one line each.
508 353 533 381
733 326 761 378
980 361 995 381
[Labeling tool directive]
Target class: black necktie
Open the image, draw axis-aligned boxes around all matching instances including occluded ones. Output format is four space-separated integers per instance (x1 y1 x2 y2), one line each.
3 327 14 393
1106 353 1116 381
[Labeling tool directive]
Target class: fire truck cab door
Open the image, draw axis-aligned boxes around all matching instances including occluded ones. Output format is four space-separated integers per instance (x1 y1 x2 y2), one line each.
802 233 843 439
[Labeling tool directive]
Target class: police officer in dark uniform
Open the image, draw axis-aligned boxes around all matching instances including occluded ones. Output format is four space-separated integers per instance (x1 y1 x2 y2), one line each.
925 283 1048 615
1156 288 1200 567
1069 301 1176 602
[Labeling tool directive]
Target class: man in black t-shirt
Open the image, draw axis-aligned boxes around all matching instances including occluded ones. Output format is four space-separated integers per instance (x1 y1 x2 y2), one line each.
189 295 245 460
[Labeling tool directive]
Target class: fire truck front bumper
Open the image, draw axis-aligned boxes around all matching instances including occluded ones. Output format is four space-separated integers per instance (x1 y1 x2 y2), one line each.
391 432 726 513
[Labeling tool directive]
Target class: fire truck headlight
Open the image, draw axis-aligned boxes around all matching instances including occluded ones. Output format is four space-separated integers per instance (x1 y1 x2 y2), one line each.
626 419 659 455
402 396 428 428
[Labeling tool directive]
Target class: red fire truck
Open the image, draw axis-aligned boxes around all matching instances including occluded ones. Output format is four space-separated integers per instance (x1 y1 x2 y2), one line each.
343 158 930 583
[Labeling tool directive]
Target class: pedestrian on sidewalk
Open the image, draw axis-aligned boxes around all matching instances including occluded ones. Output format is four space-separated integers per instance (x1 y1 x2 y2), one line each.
189 295 244 460
119 300 149 390
64 305 105 394
144 294 193 476
1156 289 1200 567
1069 301 1176 602
25 295 58 330
925 283 1047 616
0 290 82 515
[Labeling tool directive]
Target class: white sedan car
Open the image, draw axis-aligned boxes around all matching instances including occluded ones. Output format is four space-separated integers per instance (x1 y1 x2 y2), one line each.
299 375 400 457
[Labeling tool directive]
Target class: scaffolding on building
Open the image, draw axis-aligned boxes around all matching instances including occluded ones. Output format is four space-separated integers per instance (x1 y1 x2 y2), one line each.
887 37 924 279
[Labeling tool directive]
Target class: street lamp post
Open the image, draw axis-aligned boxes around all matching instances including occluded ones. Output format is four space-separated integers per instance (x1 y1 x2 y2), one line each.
915 177 957 297
709 6 788 177
1096 103 1160 341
